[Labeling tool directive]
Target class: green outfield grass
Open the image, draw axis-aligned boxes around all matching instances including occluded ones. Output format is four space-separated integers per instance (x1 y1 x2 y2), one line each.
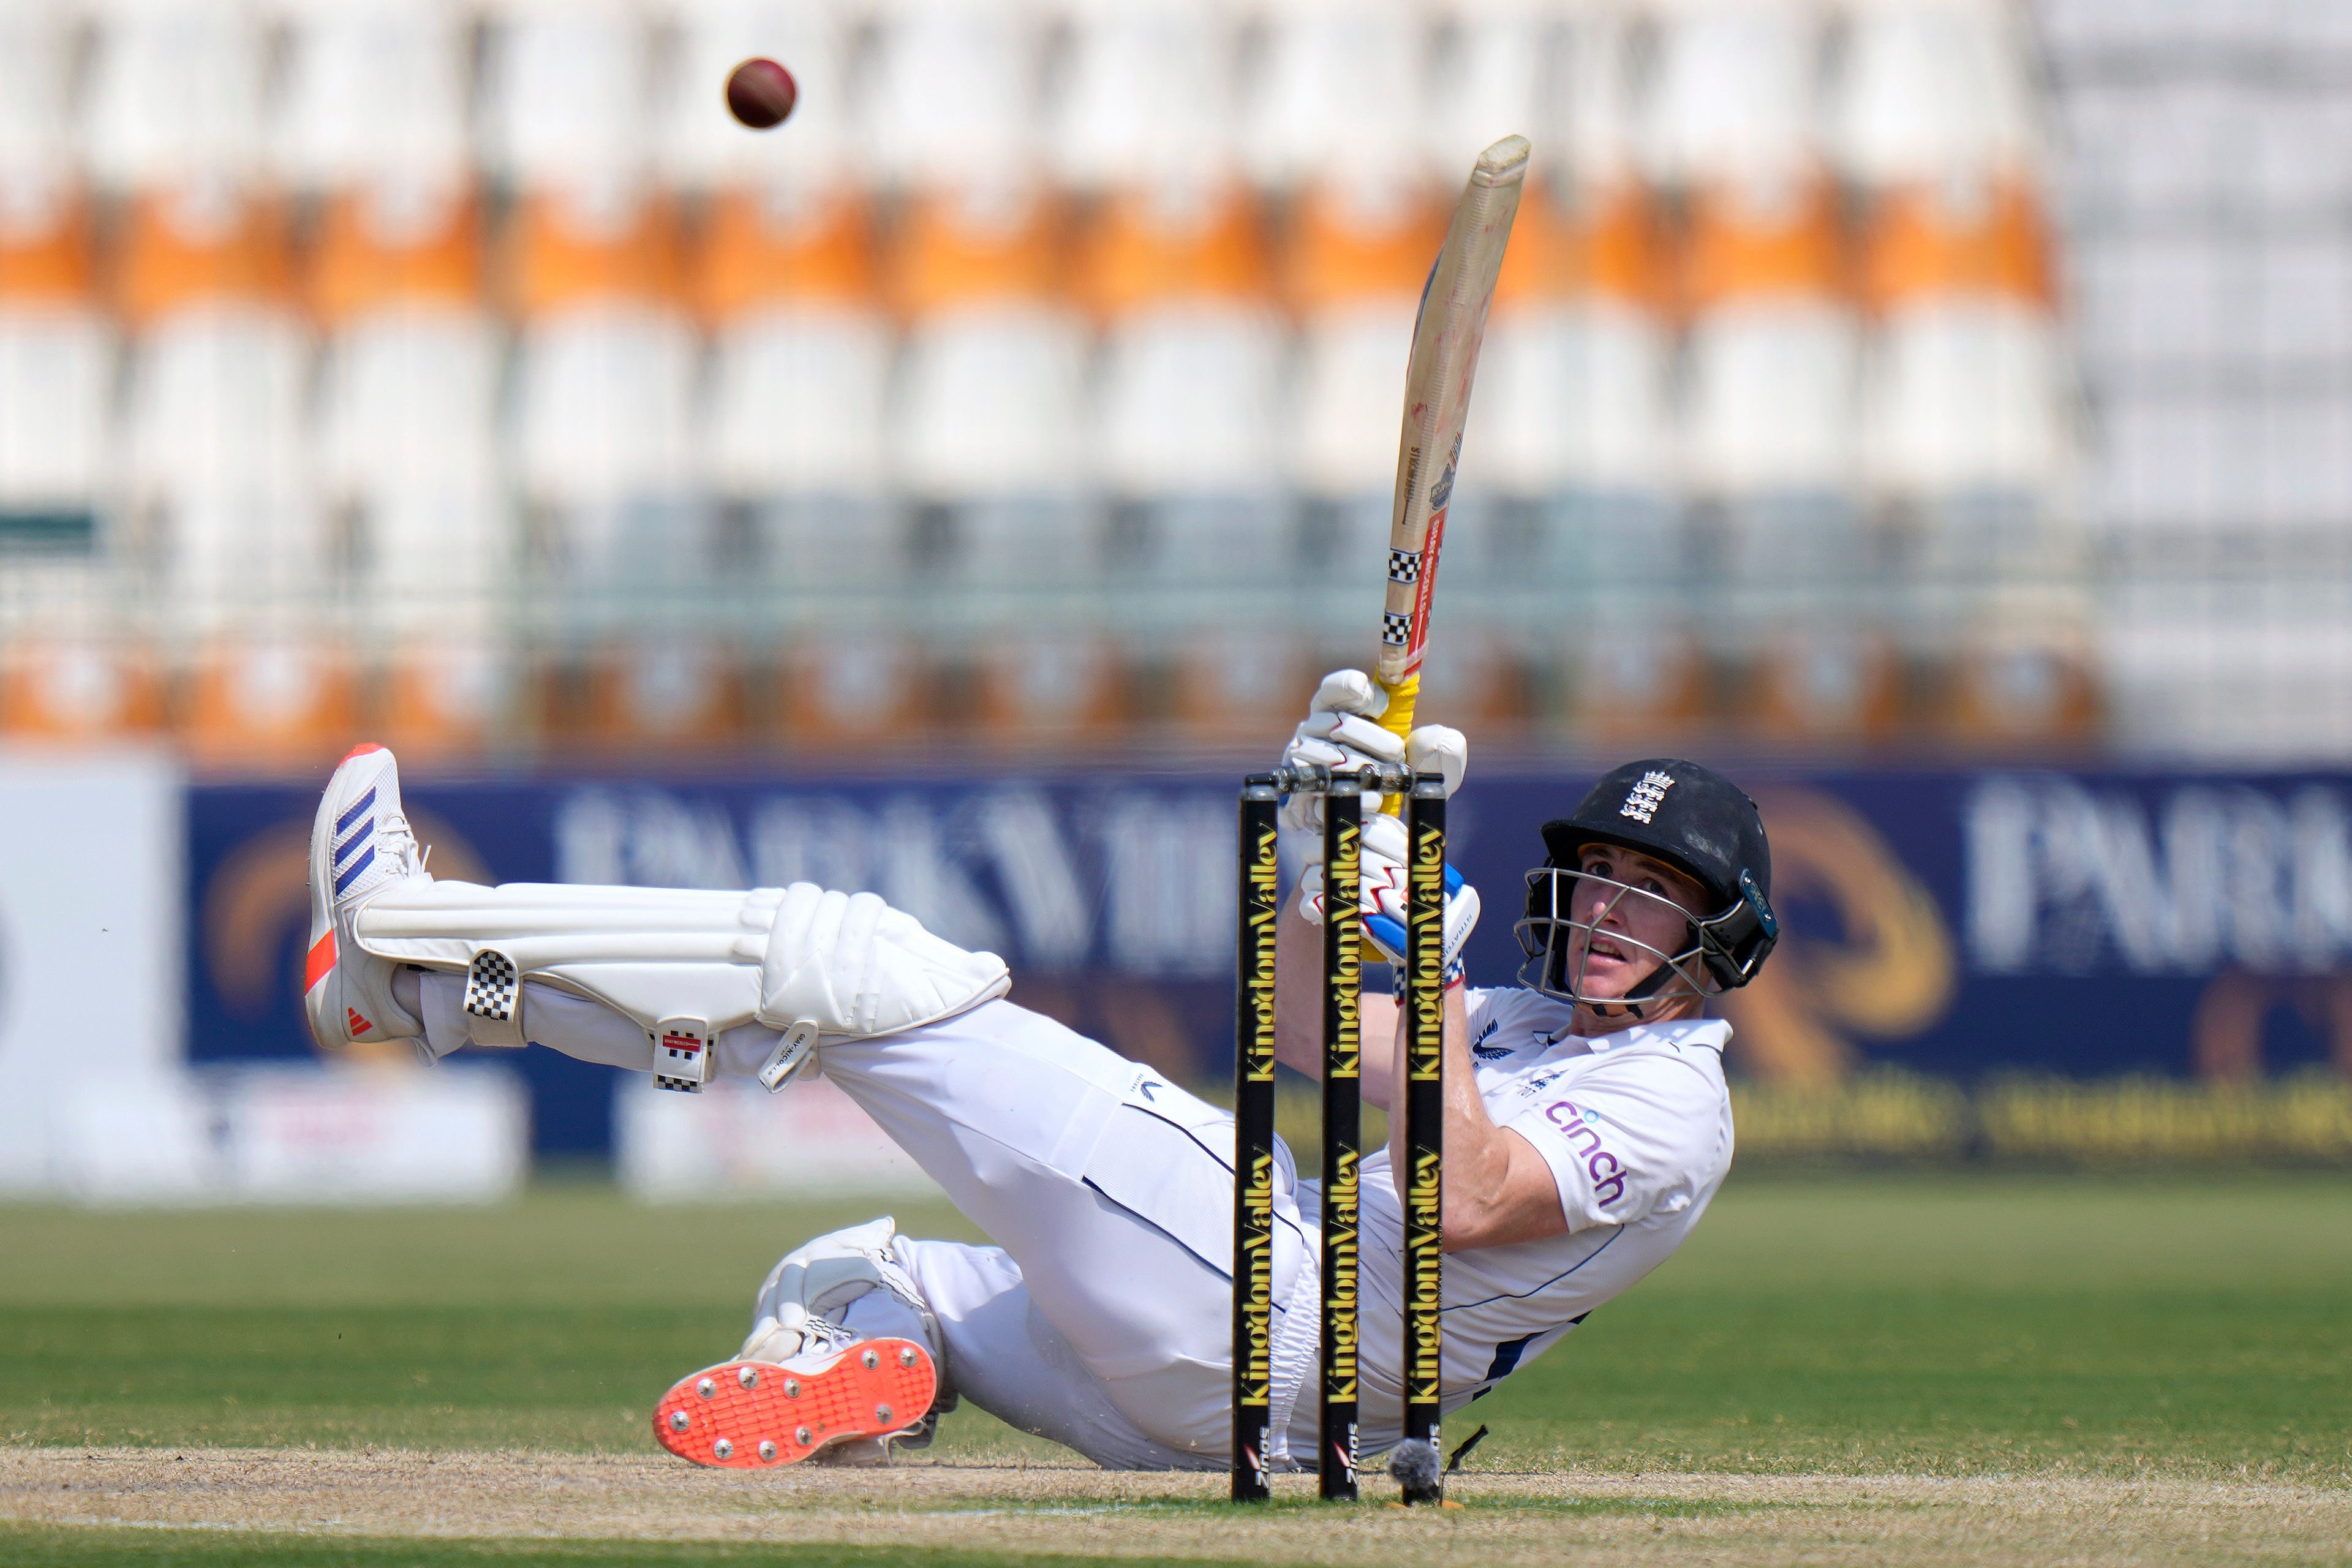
4 1172 2346 1482
0 1531 1224 1568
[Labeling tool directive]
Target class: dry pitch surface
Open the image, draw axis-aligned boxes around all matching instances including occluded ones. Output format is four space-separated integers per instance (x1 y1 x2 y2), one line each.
10 1446 2352 1568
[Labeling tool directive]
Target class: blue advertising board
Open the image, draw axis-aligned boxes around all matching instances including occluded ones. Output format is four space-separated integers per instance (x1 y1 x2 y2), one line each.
187 764 2352 1156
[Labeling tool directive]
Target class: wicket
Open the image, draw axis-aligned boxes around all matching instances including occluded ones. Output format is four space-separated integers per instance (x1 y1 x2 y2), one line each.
1232 764 1447 1506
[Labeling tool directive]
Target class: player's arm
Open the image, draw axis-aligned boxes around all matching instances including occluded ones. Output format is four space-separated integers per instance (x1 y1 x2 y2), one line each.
1383 986 1567 1253
1275 897 1400 1110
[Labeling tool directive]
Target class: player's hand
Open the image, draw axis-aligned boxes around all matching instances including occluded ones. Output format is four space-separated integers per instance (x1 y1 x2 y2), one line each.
1296 810 1480 981
1278 669 1471 840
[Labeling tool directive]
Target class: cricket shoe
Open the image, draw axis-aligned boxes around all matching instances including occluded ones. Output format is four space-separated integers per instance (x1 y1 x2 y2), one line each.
303 742 428 1050
653 1335 939 1471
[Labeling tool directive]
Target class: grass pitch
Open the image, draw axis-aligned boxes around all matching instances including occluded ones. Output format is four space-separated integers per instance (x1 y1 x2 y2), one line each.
2 1172 2347 1565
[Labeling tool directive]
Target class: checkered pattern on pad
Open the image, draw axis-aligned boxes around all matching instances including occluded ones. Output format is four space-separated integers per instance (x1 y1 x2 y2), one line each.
463 949 518 1025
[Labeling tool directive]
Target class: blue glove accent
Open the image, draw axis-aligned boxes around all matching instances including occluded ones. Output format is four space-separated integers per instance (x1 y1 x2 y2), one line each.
1363 857 1470 989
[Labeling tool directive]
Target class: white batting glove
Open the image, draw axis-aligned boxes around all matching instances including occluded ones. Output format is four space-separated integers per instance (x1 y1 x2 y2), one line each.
1295 807 1480 984
1278 669 1471 843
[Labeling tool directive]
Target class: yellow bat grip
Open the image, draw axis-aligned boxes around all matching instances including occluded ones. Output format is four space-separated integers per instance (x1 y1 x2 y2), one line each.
1363 671 1422 962
1373 671 1420 815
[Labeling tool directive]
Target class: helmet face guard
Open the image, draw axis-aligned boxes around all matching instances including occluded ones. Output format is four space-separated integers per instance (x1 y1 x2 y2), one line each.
1514 862 1778 1012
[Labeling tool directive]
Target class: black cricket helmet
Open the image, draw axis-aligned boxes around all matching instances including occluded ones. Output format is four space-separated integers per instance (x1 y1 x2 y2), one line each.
1515 758 1778 1011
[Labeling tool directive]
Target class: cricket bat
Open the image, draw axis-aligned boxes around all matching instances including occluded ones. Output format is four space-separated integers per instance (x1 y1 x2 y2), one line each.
1374 134 1529 793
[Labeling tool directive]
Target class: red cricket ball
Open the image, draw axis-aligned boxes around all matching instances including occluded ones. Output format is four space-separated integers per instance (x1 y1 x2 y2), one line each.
726 58 797 130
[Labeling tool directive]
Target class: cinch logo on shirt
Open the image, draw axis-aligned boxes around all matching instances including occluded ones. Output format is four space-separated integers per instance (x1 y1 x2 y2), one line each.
1544 1098 1629 1207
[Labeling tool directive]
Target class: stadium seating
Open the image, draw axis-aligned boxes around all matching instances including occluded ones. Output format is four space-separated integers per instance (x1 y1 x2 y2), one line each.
0 0 2131 761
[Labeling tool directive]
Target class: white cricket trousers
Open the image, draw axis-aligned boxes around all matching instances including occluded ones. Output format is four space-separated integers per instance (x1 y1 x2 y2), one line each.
412 974 1311 1470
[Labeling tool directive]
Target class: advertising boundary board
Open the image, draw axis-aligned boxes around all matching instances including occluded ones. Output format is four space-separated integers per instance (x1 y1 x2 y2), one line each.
0 748 182 1194
184 763 2352 1161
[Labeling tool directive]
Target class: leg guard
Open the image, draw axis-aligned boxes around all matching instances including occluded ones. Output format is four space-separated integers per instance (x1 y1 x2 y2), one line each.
351 881 1009 1090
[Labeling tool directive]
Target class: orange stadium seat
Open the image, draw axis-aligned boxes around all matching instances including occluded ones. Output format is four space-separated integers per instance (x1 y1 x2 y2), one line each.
181 636 361 770
0 639 167 741
1568 622 1713 747
1945 616 2101 747
1745 626 1907 745
1553 180 1684 592
1169 631 1317 752
969 636 1133 752
1404 630 1540 748
377 636 515 763
571 639 747 755
773 636 937 754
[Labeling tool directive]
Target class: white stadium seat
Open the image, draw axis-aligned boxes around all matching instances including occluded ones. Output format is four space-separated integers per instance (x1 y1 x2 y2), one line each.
481 0 656 189
126 307 315 608
0 306 114 519
695 183 897 588
0 0 77 183
1083 184 1288 584
1423 0 1562 184
867 0 1046 190
83 0 268 189
271 0 474 192
1245 0 1429 189
1052 0 1244 191
1642 0 1823 188
1553 0 1641 192
1830 0 2037 189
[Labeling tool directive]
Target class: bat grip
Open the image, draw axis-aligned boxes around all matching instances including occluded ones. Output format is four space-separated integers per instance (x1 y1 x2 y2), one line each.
1373 672 1420 818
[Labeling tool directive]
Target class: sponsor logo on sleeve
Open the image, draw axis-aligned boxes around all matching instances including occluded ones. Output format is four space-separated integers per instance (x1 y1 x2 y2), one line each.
1542 1099 1627 1207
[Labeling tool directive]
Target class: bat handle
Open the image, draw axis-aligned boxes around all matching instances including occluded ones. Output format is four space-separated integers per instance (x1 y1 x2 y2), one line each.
1373 671 1419 818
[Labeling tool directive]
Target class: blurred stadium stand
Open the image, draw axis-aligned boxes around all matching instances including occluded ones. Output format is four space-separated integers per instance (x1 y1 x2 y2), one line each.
0 0 2331 765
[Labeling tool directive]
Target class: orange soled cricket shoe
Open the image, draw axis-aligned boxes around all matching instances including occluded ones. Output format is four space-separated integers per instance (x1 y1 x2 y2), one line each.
654 1338 938 1469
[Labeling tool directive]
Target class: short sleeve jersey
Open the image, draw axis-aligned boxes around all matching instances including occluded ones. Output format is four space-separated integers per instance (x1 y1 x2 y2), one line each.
1287 986 1735 1458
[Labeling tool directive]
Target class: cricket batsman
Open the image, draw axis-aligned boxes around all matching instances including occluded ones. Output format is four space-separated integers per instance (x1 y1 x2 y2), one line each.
302 674 1777 1472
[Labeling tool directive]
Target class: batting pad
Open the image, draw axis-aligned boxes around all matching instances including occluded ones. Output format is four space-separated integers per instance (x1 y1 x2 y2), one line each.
353 881 1011 1065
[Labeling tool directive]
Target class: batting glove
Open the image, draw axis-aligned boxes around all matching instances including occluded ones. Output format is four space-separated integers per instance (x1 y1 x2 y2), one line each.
1297 809 1480 987
1278 669 1471 846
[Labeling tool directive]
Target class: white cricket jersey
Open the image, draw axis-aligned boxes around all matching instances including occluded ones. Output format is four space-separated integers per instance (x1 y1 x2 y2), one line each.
1273 987 1735 1461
